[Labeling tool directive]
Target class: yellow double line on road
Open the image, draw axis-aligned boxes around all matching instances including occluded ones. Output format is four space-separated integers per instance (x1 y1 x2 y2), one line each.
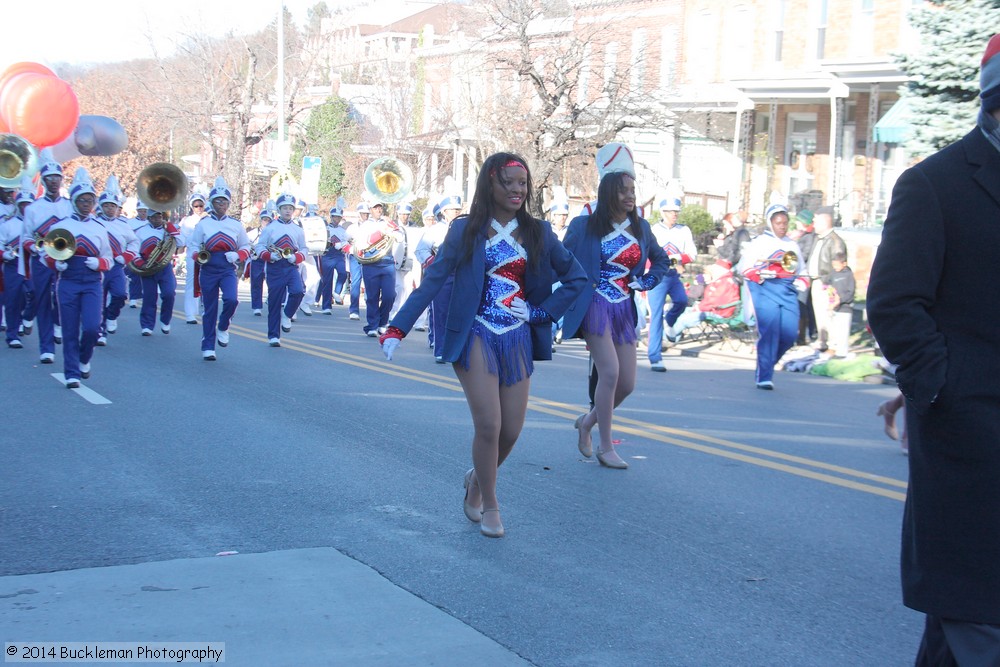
224 320 907 502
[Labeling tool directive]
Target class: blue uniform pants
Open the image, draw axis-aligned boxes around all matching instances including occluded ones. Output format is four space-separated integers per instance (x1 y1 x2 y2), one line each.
348 255 362 315
24 257 59 355
2 262 29 342
265 261 304 339
318 253 347 309
199 255 238 351
362 261 395 332
647 270 688 364
127 267 143 300
748 280 799 384
101 263 128 336
140 267 176 330
250 258 266 310
56 260 102 381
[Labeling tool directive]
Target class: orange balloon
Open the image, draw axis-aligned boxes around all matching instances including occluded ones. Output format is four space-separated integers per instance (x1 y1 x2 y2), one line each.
0 62 56 100
0 115 8 133
4 74 78 147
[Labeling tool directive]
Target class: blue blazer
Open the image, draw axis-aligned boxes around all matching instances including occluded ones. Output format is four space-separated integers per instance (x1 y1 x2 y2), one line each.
390 216 586 361
560 214 670 339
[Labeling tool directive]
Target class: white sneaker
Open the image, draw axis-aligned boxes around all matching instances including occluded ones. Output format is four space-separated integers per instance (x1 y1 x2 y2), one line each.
40 352 55 363
160 323 171 334
129 300 137 308
202 349 216 360
299 303 313 316
96 336 107 346
22 319 34 335
281 315 292 333
217 329 230 347
377 326 387 335
319 308 332 315
107 319 117 333
756 380 774 390
366 330 378 337
269 338 281 347
141 328 153 336
253 309 262 316
8 339 23 348
80 362 91 379
650 362 666 372
53 325 62 342
348 313 360 320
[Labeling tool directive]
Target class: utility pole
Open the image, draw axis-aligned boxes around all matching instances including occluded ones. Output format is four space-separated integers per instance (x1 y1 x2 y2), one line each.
277 0 286 168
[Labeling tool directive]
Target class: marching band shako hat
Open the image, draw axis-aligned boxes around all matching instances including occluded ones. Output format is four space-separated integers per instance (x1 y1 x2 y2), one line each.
357 201 370 214
260 208 274 221
658 197 682 212
189 191 207 206
765 203 789 234
16 175 35 206
550 202 570 214
438 194 462 212
981 34 1000 113
98 174 123 207
276 192 296 209
397 203 412 215
135 200 150 211
296 199 306 210
208 175 231 203
69 167 96 204
549 185 569 215
38 147 63 178
422 208 435 221
596 142 636 180
306 203 319 215
330 196 347 218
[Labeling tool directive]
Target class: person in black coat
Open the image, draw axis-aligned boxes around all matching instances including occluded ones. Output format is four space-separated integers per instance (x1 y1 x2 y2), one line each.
867 33 1000 665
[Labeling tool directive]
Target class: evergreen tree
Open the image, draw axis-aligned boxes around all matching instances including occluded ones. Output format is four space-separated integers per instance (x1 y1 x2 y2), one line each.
898 0 1000 156
291 97 359 203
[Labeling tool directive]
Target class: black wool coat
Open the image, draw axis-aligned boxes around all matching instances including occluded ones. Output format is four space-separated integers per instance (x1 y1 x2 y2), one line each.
867 128 1000 623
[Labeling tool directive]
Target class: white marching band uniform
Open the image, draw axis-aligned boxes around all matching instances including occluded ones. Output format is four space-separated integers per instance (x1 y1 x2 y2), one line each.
179 193 208 322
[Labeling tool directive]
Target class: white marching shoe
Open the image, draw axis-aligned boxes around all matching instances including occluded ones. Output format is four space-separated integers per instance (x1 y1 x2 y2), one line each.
253 309 262 316
80 362 91 379
281 314 292 333
53 325 62 343
141 328 153 336
202 349 216 361
217 329 230 347
160 323 171 334
348 312 360 320
269 338 281 347
299 303 313 316
40 352 55 364
96 336 107 347
107 318 118 333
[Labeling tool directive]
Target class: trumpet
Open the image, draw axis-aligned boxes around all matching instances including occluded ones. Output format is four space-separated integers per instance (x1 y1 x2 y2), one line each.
42 228 77 262
268 244 294 259
760 250 799 274
195 244 211 265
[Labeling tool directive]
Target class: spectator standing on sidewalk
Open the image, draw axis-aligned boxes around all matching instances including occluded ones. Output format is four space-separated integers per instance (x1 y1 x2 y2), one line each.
807 206 846 352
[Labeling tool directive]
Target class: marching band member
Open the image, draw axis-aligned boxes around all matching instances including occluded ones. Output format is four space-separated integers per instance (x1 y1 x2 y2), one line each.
178 192 208 323
188 176 252 360
380 152 586 537
248 206 272 316
95 176 140 345
562 143 670 469
348 200 404 337
299 203 326 315
390 202 421 322
344 202 369 321
415 195 462 360
0 188 12 333
126 201 149 308
21 152 73 362
739 203 809 390
1 185 34 348
46 168 113 388
132 208 180 336
254 192 307 347
317 199 349 313
646 196 695 373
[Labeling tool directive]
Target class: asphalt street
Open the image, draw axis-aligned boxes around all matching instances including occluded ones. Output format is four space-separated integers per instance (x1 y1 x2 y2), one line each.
0 279 919 666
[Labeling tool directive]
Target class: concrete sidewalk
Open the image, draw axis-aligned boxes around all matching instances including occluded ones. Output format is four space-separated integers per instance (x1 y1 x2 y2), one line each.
0 548 531 666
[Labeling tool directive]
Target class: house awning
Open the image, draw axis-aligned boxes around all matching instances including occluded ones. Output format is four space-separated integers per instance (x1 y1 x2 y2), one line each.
874 98 912 144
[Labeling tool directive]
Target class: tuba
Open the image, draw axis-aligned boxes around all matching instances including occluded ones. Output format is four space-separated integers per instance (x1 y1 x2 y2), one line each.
129 229 177 277
363 157 413 205
42 228 76 262
136 162 189 213
0 134 39 188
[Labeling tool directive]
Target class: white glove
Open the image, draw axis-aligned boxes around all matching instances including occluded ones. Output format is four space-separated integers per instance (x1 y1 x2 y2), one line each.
510 297 530 323
382 338 400 361
54 260 68 272
225 251 239 264
627 279 643 291
85 257 100 271
334 241 346 250
794 280 808 292
2 249 15 261
270 252 283 263
758 268 777 280
114 255 125 265
286 253 298 264
33 243 45 256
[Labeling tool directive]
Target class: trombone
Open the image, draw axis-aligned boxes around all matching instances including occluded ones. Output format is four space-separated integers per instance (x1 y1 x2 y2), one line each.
759 250 799 274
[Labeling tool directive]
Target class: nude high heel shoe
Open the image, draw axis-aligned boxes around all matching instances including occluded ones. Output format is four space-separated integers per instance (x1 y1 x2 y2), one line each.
480 509 505 538
463 469 482 523
876 401 899 441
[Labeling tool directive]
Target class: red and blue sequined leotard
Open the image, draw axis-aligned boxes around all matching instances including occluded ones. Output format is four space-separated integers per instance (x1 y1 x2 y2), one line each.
458 219 534 386
581 220 641 344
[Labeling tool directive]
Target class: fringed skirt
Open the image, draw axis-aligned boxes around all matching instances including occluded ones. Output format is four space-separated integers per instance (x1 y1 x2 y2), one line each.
581 295 637 345
458 320 534 387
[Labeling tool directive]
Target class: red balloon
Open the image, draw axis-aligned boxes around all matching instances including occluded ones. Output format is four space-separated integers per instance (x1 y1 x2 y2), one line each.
0 62 56 97
0 115 8 133
3 74 78 147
